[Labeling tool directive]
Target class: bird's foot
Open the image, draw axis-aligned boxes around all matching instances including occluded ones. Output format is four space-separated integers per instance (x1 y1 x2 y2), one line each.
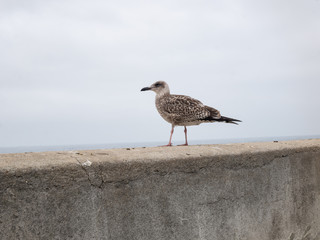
178 143 188 146
159 143 172 147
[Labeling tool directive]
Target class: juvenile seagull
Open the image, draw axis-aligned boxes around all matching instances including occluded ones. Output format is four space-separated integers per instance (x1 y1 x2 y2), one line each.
141 81 241 146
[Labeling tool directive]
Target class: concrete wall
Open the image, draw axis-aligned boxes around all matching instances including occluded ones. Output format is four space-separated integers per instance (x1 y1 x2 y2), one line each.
1 139 320 240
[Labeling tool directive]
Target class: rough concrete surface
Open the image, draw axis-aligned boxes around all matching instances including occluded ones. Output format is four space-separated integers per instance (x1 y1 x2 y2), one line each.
0 139 320 240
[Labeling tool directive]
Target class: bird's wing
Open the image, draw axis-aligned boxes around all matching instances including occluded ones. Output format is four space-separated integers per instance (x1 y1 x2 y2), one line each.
160 95 212 120
204 105 221 119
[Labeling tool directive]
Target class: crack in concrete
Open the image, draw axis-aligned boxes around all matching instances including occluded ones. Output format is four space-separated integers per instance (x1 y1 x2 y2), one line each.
71 155 92 185
71 156 103 188
198 192 256 207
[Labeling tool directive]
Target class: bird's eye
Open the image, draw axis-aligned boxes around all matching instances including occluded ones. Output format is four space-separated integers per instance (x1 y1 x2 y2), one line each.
155 83 161 87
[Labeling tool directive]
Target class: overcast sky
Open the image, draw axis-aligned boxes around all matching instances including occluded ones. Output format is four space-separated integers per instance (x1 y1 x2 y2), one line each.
1 0 320 147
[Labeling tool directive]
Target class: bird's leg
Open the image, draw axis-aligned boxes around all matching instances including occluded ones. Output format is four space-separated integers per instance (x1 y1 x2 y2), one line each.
184 126 188 145
160 125 174 147
178 126 188 146
167 125 174 146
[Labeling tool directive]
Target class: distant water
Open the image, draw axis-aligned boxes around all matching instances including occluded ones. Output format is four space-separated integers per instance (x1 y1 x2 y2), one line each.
0 135 319 154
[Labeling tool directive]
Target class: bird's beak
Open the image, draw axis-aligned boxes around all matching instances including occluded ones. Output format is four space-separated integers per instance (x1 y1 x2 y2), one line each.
141 87 152 91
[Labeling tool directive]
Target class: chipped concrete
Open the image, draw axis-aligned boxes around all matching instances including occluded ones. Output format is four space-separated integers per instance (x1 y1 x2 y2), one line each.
0 139 320 239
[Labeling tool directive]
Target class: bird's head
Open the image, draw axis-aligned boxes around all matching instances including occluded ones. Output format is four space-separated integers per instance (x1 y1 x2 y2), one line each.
141 81 170 97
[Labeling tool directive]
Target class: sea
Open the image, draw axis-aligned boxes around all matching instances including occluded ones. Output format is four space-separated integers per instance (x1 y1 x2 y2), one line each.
0 135 319 154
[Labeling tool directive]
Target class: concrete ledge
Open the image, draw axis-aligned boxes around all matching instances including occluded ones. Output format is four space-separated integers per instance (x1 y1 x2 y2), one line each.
1 139 320 239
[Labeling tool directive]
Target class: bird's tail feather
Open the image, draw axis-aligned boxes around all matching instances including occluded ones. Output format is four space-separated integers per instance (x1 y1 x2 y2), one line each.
218 116 242 125
202 115 241 124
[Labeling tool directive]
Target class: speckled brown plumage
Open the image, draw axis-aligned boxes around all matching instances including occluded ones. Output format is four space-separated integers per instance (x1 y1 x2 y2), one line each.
141 81 241 146
156 94 221 126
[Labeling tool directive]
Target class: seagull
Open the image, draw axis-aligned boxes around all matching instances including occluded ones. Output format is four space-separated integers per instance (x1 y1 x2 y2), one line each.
141 81 241 146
